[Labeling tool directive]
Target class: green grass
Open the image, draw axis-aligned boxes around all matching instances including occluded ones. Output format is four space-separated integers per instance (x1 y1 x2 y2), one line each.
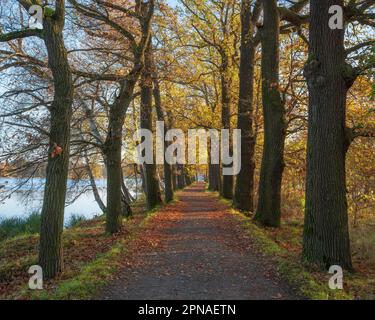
29 239 128 300
229 209 353 300
206 189 375 300
0 212 41 241
210 190 355 300
65 214 87 229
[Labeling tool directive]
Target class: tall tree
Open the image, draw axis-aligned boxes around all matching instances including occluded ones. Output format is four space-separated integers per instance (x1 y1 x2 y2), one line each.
220 49 234 199
233 0 260 212
303 0 352 269
1 0 73 278
254 0 308 226
69 0 155 233
303 0 375 269
140 40 162 209
254 0 284 226
153 57 174 203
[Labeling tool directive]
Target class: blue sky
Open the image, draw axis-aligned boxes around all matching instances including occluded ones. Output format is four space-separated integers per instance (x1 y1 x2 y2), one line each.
166 0 179 8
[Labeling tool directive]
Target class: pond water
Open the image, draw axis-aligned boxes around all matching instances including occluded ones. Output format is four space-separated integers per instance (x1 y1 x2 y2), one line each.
0 177 138 223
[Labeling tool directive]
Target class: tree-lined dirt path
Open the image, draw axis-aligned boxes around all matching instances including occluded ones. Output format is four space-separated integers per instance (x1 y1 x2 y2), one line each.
98 182 299 300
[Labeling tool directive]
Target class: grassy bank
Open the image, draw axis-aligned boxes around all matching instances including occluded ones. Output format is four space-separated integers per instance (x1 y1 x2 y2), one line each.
0 213 90 242
0 213 41 241
216 196 375 300
0 198 166 300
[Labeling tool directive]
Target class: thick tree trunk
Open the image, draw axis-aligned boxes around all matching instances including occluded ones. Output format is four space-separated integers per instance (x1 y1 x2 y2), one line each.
104 75 137 233
105 116 124 233
233 0 256 212
254 0 285 227
208 163 221 191
208 163 214 190
153 64 174 203
141 42 162 209
100 0 153 232
38 14 73 279
302 0 352 270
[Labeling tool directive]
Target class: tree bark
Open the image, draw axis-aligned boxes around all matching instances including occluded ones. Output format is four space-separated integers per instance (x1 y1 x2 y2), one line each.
69 0 155 234
254 0 285 227
302 0 352 270
105 113 124 233
233 0 256 212
153 65 174 203
140 41 162 209
208 163 221 192
104 73 138 233
38 4 74 279
208 137 221 191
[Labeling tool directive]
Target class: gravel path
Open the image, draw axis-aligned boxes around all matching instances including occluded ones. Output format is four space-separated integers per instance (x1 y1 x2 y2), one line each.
98 183 299 300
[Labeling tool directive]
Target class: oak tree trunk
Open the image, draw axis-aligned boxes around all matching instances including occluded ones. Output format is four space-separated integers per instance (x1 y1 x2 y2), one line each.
141 42 162 209
104 76 138 233
153 64 174 203
302 0 352 270
105 115 124 233
233 0 256 212
254 0 285 227
208 138 221 191
208 163 221 192
38 11 73 279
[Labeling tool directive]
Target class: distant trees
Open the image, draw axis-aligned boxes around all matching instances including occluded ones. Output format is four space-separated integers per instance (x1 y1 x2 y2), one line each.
180 0 240 199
